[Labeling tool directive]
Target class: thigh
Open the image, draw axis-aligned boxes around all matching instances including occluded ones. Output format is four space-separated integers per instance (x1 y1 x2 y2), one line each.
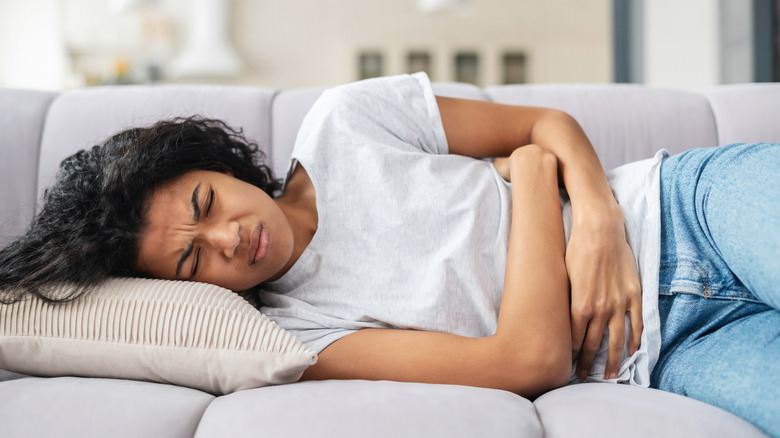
661 143 780 310
653 299 780 438
701 143 780 309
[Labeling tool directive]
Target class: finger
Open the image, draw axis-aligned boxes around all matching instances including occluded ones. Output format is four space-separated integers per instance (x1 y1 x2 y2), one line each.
604 314 626 380
628 295 643 355
570 309 589 359
576 317 606 380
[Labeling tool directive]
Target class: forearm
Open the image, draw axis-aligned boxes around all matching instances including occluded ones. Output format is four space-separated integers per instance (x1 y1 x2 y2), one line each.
532 113 643 379
494 146 571 391
306 150 571 396
530 111 622 224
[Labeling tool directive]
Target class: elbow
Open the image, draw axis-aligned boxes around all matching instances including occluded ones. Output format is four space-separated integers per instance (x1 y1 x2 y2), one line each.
530 109 581 145
523 347 572 398
541 109 577 128
492 337 572 399
544 351 573 392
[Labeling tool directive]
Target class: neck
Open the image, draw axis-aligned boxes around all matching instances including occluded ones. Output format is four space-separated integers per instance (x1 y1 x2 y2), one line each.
272 166 318 279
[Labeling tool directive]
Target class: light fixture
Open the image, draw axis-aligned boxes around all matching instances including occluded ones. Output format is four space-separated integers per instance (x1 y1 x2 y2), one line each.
417 0 466 13
169 0 242 78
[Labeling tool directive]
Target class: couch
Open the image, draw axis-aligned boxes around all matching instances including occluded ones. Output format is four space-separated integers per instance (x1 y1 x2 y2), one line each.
1 78 777 438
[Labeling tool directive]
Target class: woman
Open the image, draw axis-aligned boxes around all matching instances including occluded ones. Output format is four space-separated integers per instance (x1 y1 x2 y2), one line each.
1 73 777 436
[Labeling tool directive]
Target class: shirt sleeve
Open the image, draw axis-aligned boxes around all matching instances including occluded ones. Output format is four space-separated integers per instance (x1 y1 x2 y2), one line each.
292 72 449 158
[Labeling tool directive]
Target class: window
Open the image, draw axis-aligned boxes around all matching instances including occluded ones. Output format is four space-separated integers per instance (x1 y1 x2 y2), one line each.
407 51 432 76
774 0 780 80
359 52 384 80
455 52 479 84
503 52 527 84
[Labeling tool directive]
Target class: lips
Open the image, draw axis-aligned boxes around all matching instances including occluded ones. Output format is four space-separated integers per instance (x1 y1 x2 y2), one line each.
250 224 270 264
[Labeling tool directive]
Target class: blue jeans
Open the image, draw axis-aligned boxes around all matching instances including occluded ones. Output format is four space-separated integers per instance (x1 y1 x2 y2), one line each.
651 143 780 437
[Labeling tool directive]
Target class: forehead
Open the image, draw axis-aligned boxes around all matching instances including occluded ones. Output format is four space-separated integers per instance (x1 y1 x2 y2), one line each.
154 171 204 197
136 172 203 276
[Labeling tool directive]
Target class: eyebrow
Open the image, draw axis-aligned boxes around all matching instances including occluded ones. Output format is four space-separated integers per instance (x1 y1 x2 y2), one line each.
175 183 201 277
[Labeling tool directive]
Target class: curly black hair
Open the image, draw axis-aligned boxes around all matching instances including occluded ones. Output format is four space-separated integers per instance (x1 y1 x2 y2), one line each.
0 116 281 304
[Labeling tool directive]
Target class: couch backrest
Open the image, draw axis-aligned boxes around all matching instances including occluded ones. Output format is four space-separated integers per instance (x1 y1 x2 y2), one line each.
702 83 780 144
2 80 780 249
485 84 720 171
0 89 57 247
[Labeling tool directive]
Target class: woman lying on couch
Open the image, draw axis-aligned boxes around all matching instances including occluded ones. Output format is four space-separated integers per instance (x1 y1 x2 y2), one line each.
1 73 778 437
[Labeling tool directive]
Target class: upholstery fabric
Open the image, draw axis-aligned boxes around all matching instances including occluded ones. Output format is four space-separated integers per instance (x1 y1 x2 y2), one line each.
0 376 213 438
431 81 489 100
270 88 325 176
702 83 780 144
0 369 24 381
195 380 543 438
535 383 768 438
484 84 718 170
0 89 57 247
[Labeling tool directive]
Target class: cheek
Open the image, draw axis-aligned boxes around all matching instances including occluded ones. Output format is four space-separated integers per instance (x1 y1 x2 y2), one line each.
136 242 167 279
201 259 257 290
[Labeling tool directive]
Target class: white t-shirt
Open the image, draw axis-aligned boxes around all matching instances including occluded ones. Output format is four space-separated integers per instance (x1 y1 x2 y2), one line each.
260 73 663 387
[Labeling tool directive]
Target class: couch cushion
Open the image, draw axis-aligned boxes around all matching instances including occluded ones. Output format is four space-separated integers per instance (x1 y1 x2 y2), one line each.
702 83 780 144
431 81 489 101
534 383 767 438
36 85 276 201
0 369 25 381
0 376 213 438
195 380 542 438
485 84 718 170
271 87 326 177
0 89 57 248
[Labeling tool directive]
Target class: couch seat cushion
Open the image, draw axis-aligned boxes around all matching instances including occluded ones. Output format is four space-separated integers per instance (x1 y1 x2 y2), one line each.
195 380 541 438
535 383 767 438
0 376 213 438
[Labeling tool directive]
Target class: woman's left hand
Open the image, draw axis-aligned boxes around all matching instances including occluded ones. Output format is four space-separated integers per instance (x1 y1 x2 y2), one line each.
566 207 643 380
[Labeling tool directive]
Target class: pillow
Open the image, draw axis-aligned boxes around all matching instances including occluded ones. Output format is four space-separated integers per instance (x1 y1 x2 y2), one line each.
0 277 316 395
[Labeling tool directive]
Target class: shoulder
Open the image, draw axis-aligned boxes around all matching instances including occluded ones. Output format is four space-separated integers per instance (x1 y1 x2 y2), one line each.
311 73 432 118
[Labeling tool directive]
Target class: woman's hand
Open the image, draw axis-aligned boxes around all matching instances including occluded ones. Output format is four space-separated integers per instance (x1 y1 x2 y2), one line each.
306 145 573 399
566 206 643 380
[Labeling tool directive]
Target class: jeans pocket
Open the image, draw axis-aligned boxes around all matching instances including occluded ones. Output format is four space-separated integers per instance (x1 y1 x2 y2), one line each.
659 259 762 303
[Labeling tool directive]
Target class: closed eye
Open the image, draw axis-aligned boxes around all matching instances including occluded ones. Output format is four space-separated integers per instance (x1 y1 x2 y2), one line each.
192 189 213 277
205 189 215 217
192 247 201 277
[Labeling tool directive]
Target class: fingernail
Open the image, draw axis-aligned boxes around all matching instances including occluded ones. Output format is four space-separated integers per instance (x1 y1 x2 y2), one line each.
608 373 617 380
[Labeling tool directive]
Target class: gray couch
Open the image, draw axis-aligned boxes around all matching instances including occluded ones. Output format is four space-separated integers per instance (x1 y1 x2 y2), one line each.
1 79 777 438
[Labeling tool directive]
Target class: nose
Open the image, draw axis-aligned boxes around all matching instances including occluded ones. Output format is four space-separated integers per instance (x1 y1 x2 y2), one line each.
202 220 240 258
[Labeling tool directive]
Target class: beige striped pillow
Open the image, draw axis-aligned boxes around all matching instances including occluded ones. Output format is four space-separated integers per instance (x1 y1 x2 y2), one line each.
0 277 316 395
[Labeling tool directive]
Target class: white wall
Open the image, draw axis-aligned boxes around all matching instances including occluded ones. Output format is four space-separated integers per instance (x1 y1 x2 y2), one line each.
0 0 613 90
2 0 760 91
222 0 612 89
643 0 721 89
0 0 69 90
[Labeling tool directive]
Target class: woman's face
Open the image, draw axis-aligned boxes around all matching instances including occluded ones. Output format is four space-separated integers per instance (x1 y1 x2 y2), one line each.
136 170 294 290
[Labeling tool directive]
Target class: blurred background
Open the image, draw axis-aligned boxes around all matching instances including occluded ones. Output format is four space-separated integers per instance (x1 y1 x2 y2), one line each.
0 0 777 91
